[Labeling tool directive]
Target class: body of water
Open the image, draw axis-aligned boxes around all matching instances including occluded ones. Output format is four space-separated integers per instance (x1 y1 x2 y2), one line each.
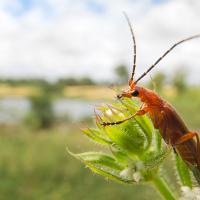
0 97 102 124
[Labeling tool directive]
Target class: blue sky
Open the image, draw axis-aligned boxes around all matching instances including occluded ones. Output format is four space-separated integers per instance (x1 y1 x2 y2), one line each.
10 0 155 13
19 0 33 10
86 1 106 14
0 0 199 83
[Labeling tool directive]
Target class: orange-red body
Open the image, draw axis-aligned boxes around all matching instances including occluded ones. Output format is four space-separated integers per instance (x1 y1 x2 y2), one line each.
102 81 200 182
100 18 200 178
134 86 200 168
102 81 200 172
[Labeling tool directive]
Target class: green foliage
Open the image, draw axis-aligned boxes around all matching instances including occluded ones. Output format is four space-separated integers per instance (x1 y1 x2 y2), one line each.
39 81 64 96
165 88 200 130
175 154 192 188
70 97 200 199
0 78 48 87
114 65 129 84
82 128 112 145
57 77 95 86
25 93 55 129
68 151 132 184
147 72 166 91
0 77 96 94
0 127 164 200
79 77 95 85
69 99 179 199
172 68 188 93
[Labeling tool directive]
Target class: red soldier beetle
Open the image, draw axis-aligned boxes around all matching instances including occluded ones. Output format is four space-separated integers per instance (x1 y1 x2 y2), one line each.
101 13 200 183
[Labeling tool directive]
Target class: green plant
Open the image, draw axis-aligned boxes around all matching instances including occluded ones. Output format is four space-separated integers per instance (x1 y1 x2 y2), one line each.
172 68 188 93
114 65 129 84
147 72 166 91
25 94 55 129
69 98 200 199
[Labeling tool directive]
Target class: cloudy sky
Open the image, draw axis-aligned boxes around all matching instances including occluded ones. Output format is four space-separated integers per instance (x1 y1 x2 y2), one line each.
0 0 199 83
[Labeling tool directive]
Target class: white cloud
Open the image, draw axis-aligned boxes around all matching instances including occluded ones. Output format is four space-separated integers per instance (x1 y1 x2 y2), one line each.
0 0 199 83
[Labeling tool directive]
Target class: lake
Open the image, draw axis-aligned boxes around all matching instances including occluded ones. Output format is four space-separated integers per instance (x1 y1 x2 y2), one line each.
0 97 104 124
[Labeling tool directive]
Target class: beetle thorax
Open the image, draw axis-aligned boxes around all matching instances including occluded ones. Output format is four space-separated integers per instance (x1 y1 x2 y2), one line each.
137 87 164 107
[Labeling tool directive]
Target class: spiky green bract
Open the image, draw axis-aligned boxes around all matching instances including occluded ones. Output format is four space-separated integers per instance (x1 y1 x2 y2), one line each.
189 164 200 186
68 150 134 184
69 98 176 199
81 128 112 145
70 98 171 183
104 120 147 156
175 154 192 188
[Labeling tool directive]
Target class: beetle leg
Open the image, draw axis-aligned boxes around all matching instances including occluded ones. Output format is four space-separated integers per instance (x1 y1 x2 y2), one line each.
173 147 178 155
174 132 200 165
135 105 149 116
174 132 199 145
101 106 149 127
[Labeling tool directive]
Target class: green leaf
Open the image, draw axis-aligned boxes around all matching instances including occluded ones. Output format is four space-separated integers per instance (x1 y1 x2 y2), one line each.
121 98 153 150
134 116 153 151
175 154 192 188
141 147 171 170
155 129 162 151
82 128 112 145
104 119 147 155
110 145 130 164
74 151 124 170
83 162 134 184
68 149 134 184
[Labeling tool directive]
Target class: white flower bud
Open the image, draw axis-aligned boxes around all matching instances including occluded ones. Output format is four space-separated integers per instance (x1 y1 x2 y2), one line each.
105 109 113 116
133 171 141 183
105 109 124 118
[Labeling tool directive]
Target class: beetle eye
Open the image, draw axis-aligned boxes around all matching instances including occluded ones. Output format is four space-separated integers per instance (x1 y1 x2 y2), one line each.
132 90 139 97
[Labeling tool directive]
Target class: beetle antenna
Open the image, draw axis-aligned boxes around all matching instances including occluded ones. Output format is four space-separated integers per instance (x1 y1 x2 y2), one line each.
135 34 200 84
123 11 137 81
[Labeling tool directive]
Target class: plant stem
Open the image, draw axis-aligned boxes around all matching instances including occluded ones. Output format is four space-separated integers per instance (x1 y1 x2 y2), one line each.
152 176 176 200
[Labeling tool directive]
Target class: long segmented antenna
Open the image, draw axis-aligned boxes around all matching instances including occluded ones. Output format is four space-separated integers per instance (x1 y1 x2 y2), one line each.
123 12 137 81
135 34 200 84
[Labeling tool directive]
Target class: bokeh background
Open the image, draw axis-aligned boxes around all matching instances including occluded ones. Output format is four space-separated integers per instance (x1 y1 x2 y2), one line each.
0 0 199 199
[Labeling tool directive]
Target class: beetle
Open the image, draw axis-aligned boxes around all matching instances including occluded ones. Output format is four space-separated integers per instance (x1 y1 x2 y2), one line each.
101 13 200 183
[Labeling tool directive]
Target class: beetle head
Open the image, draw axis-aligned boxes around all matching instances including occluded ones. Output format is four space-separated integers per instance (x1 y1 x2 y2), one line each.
117 79 139 99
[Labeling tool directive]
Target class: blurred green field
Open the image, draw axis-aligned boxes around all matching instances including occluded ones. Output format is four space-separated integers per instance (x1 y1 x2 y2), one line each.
164 87 200 131
0 125 163 200
0 87 199 200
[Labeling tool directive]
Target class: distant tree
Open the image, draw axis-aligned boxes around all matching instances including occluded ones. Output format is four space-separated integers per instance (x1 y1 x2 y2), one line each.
25 93 55 129
147 72 166 91
114 65 129 84
58 78 78 86
0 78 48 87
24 83 57 129
79 77 95 85
57 77 95 86
39 81 63 96
172 69 188 93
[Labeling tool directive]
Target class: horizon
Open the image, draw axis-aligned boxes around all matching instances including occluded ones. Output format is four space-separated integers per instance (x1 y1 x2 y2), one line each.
0 0 199 83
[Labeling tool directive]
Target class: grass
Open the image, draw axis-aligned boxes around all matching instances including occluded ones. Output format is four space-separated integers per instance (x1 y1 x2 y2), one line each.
0 125 163 200
0 84 38 97
0 84 118 99
0 86 199 199
63 85 117 99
